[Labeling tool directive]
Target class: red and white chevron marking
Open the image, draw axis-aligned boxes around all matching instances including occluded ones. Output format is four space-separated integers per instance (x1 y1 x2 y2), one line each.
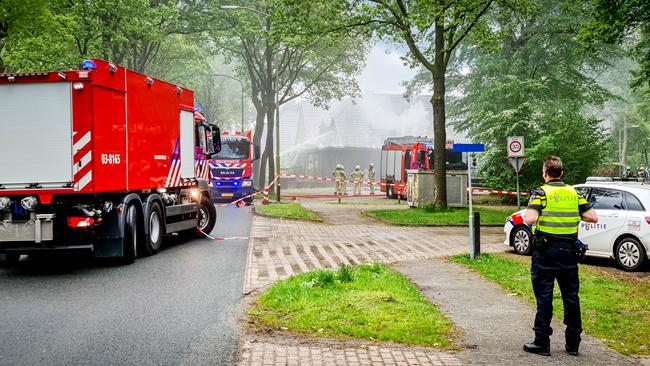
210 161 248 169
72 131 92 191
195 160 209 180
211 176 245 181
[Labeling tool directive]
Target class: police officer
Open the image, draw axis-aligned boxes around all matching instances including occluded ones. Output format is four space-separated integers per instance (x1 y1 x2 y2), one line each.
351 165 364 195
523 156 598 357
368 163 376 195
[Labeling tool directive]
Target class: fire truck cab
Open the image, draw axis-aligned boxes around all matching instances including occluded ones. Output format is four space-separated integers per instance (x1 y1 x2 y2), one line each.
209 131 260 204
380 136 467 198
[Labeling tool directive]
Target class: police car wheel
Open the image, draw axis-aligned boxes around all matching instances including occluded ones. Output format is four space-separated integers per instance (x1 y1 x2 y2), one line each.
615 237 646 271
511 226 533 255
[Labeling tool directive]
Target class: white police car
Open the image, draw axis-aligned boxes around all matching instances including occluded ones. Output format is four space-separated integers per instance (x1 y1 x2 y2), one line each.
504 182 650 271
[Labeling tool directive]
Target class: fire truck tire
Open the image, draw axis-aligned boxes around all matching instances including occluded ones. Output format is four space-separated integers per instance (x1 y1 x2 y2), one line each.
143 201 163 256
118 204 138 265
387 186 395 199
197 195 217 235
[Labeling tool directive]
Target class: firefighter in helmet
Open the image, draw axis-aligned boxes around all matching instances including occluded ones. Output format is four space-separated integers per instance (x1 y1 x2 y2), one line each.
368 163 376 194
332 164 346 195
351 165 364 195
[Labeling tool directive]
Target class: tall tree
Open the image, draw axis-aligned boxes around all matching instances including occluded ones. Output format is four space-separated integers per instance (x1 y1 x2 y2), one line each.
451 0 611 190
1 0 209 73
0 0 78 71
210 0 367 189
348 0 514 208
582 0 650 91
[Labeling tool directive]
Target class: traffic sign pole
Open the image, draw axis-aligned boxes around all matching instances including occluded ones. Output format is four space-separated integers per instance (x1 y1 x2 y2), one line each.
516 169 521 210
452 144 485 261
507 156 526 210
507 137 525 211
468 154 474 259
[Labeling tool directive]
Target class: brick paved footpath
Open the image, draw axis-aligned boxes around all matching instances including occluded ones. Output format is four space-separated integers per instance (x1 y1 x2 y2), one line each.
238 337 464 366
244 199 507 293
239 199 510 366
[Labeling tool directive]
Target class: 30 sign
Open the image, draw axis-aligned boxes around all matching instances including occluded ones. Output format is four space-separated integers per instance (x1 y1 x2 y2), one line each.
507 136 524 157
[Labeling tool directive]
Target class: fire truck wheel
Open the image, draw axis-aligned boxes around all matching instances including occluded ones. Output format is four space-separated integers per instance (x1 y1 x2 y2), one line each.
143 201 163 256
197 195 217 235
118 204 138 265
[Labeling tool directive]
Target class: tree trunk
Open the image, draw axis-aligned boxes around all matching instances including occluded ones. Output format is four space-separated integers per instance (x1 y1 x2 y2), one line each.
258 102 276 189
622 114 629 171
253 104 265 188
432 24 447 208
264 103 276 187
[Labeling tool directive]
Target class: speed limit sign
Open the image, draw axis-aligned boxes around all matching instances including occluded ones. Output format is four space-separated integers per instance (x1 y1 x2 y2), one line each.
507 136 525 157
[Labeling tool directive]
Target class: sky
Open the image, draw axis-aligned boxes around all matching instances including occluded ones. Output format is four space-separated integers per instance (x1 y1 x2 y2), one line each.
358 43 417 94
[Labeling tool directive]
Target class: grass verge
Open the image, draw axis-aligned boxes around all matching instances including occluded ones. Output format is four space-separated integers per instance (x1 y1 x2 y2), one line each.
451 253 650 355
249 264 455 347
255 202 321 221
364 206 513 226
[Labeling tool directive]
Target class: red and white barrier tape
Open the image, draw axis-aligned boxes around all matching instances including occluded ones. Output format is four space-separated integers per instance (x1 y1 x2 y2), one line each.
279 173 390 186
279 172 527 197
199 228 249 241
469 188 529 196
213 175 281 207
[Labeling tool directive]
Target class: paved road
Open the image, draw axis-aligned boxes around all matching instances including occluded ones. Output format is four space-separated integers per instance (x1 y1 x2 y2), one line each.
0 204 251 366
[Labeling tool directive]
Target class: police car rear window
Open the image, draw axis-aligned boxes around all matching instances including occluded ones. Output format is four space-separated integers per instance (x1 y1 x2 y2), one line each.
624 192 645 211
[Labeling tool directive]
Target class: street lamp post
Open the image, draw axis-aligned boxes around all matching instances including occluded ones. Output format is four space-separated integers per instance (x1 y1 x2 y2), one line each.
209 74 245 132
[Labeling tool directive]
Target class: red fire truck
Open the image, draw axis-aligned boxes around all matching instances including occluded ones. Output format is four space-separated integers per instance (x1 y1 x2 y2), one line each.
380 136 466 198
0 59 221 265
209 131 259 204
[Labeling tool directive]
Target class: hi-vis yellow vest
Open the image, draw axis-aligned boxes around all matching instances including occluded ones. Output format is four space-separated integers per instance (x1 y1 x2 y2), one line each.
533 184 585 236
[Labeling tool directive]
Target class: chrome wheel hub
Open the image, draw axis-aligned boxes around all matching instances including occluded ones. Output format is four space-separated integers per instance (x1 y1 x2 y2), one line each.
149 212 161 244
513 230 530 253
198 206 209 230
619 242 640 268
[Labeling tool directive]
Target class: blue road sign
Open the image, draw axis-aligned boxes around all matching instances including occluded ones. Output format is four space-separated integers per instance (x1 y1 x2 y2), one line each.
452 143 485 153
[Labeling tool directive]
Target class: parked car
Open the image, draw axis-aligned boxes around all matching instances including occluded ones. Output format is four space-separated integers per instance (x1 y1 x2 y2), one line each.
504 182 650 271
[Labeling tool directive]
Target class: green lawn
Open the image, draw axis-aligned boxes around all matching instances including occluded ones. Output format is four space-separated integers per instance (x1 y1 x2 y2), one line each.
255 202 321 221
249 264 455 347
452 253 650 355
364 206 514 225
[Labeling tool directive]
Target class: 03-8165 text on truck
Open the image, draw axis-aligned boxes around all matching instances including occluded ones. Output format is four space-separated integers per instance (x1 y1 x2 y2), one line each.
0 59 221 265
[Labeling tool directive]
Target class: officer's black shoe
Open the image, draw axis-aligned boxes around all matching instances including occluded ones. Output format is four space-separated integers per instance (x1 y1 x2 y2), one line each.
565 344 579 356
523 342 551 356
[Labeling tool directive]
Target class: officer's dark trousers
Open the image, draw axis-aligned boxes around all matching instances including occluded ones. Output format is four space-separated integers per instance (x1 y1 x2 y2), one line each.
531 261 582 346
